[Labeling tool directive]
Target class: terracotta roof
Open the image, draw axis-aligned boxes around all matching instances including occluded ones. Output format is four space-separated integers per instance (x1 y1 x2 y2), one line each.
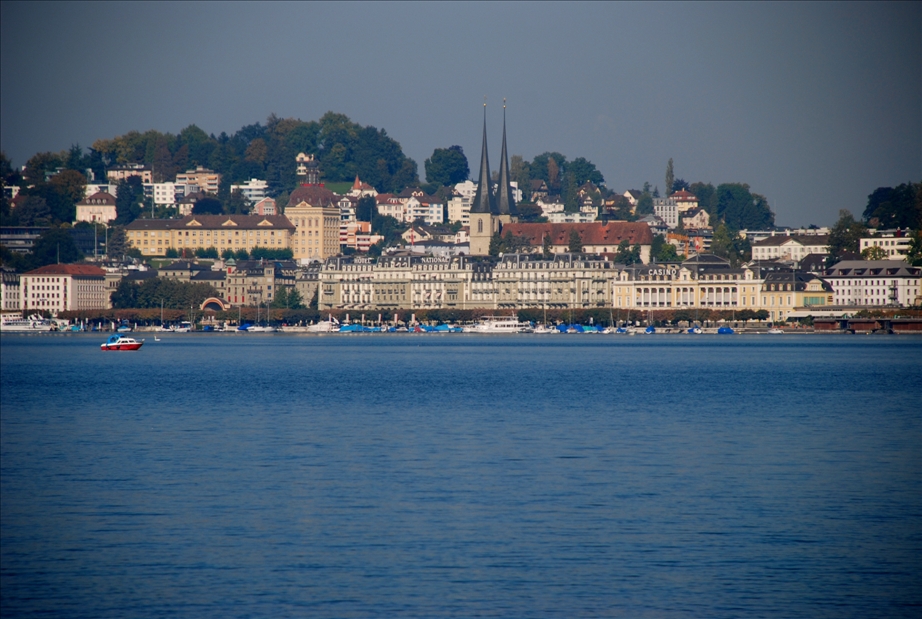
671 190 697 201
502 222 654 246
287 184 337 207
24 264 106 276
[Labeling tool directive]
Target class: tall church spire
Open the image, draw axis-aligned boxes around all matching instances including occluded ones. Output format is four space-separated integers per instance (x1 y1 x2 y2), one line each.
470 101 496 214
495 99 517 216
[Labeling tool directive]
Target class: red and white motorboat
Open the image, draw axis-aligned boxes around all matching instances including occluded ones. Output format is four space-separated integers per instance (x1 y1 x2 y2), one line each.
101 334 144 351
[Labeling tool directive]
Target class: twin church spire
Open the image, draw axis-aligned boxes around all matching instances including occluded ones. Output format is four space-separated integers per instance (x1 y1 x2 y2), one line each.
470 100 517 216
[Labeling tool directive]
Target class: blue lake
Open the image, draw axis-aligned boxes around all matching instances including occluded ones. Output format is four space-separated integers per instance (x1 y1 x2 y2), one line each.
1 333 920 617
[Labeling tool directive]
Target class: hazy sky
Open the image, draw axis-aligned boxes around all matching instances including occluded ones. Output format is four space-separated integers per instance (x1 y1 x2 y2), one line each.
1 2 919 227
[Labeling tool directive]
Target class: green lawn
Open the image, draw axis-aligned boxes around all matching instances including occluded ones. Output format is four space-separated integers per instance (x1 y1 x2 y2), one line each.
323 182 352 195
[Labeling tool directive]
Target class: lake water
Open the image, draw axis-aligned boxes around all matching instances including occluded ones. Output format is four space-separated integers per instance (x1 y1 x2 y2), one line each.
1 333 920 618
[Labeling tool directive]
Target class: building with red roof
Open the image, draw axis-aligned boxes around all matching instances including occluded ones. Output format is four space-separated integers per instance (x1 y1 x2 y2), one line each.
21 264 108 313
501 221 654 263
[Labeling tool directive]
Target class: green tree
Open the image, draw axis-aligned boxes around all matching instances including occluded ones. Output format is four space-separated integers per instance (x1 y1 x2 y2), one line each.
860 245 888 260
827 209 867 265
114 177 144 225
657 242 679 262
715 183 774 230
568 157 604 186
221 248 235 259
30 227 84 267
49 169 87 208
862 183 922 229
711 223 734 260
196 246 219 259
636 192 654 216
516 202 546 223
543 233 553 259
689 182 716 216
489 231 503 257
614 239 641 265
109 280 138 309
510 155 531 200
563 172 579 212
665 158 674 198
530 152 568 187
14 196 51 226
106 226 128 259
567 229 583 253
271 286 289 308
224 189 249 215
356 195 376 222
23 152 63 185
371 214 403 246
498 230 532 254
288 287 304 309
424 146 469 186
164 247 179 258
234 248 249 260
904 229 922 266
192 196 223 215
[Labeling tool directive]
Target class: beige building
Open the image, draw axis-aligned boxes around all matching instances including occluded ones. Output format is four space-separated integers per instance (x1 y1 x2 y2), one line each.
317 252 841 320
285 185 341 263
76 191 117 224
107 165 152 184
175 167 221 194
21 264 108 313
670 190 699 214
125 215 295 256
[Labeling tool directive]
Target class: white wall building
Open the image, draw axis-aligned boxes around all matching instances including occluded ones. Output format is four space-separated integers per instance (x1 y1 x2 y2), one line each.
653 197 678 228
230 179 268 204
447 193 468 225
75 191 117 224
547 210 597 224
859 234 912 261
84 183 118 198
751 235 830 263
824 260 921 307
20 264 108 313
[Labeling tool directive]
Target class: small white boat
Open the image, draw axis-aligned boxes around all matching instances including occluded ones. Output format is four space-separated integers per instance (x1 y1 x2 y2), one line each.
101 334 144 351
768 328 784 334
247 325 277 333
306 316 339 333
469 316 530 333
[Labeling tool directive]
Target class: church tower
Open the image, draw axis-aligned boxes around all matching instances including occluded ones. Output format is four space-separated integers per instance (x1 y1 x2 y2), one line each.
469 103 497 256
494 100 518 225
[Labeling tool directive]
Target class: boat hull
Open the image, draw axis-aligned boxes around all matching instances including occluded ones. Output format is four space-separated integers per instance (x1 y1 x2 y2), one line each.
101 342 144 351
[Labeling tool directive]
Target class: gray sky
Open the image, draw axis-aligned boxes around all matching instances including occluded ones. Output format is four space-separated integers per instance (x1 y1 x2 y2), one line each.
1 2 919 227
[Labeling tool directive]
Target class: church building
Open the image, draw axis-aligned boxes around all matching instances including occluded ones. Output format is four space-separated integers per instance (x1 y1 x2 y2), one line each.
469 102 519 255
